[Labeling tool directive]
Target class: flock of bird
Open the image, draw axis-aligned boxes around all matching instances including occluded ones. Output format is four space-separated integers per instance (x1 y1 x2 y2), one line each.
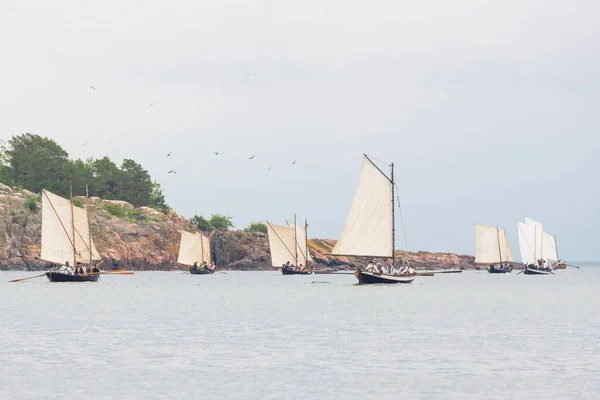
67 73 299 176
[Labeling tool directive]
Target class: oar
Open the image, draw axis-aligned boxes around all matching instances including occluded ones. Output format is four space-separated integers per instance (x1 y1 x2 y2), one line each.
182 271 190 275
8 273 46 283
516 269 525 275
98 271 134 275
566 264 580 269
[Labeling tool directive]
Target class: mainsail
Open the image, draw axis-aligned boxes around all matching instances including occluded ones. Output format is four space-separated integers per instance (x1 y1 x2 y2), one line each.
331 155 393 257
524 217 544 260
542 232 558 261
41 189 76 265
285 220 313 262
517 220 536 264
73 205 101 263
267 221 311 266
177 231 211 266
475 224 513 264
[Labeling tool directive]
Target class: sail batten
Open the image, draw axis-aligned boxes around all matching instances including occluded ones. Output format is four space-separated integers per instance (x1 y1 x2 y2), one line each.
177 231 211 266
332 156 393 257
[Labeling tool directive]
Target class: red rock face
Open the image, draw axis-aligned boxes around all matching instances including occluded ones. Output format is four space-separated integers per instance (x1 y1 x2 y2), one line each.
0 184 477 271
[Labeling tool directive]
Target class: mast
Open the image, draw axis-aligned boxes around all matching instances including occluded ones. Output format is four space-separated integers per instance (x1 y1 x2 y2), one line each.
86 184 93 270
69 180 76 268
533 226 537 265
391 162 395 270
305 218 309 267
294 213 298 266
540 223 544 262
200 234 204 264
496 227 502 263
555 234 559 261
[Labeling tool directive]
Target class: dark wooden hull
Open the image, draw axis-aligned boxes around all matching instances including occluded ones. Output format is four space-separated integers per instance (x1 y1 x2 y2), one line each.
190 268 215 275
45 272 100 282
523 267 552 275
355 269 415 284
488 265 513 274
553 264 566 270
281 268 312 275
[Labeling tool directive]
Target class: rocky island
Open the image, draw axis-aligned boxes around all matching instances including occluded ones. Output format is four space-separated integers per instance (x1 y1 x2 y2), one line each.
0 182 477 272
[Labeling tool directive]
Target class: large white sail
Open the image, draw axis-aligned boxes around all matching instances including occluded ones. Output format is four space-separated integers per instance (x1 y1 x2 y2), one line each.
542 232 559 261
332 155 393 257
499 228 513 262
40 189 75 265
177 231 210 266
285 220 313 262
73 205 101 263
475 224 501 263
267 222 301 266
524 217 544 260
517 221 535 264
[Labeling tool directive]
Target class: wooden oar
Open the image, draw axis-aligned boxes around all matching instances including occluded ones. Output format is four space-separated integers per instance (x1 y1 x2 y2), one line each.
8 273 46 283
516 269 525 275
98 271 134 275
416 272 434 277
566 264 581 269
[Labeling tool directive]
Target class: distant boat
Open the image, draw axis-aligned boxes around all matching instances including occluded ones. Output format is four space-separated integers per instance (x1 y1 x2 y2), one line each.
177 230 214 274
41 183 102 283
517 218 553 275
332 154 415 284
267 215 313 275
474 224 513 273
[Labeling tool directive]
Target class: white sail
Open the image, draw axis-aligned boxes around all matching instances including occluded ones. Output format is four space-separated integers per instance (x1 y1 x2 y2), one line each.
177 231 210 266
517 221 535 264
285 220 313 262
524 217 544 260
332 155 393 257
40 189 75 265
542 232 559 261
499 228 513 262
73 205 101 263
267 222 300 266
475 224 501 263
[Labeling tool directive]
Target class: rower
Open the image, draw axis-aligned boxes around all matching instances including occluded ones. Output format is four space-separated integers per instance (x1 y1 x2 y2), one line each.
191 262 199 273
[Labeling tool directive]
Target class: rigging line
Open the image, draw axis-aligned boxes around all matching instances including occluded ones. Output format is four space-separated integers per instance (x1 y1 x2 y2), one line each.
364 154 390 167
394 183 409 253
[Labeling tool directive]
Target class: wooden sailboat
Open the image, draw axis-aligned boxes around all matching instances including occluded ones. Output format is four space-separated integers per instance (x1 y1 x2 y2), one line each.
176 230 214 274
332 154 415 284
267 215 313 275
474 224 514 273
43 183 102 282
517 217 553 275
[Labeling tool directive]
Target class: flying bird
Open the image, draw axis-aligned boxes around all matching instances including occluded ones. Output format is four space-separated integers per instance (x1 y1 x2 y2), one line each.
249 155 255 160
108 138 116 143
81 143 88 147
292 160 296 164
168 169 175 174
246 72 256 81
213 152 219 155
149 103 155 107
265 165 271 171
197 108 202 112
166 152 171 156
90 85 96 90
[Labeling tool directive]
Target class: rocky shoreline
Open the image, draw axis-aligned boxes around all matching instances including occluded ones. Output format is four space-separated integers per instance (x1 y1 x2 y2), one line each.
0 182 481 272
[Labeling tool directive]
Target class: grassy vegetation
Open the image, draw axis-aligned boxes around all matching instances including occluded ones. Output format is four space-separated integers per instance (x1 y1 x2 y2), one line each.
103 203 149 223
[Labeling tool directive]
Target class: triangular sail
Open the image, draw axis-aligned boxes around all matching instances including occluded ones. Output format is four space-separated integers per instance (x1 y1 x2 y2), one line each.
524 217 544 260
285 220 313 262
517 221 535 265
267 222 299 266
40 189 75 265
499 228 513 262
542 232 558 261
177 231 210 266
332 155 393 257
475 224 501 263
73 205 101 262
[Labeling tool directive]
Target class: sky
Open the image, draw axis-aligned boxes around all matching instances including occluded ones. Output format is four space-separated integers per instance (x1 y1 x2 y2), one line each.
1 0 599 261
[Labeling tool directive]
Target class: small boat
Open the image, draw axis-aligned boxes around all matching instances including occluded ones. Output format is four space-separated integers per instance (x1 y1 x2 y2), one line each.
267 215 314 275
474 223 514 274
517 218 554 276
177 230 215 274
40 183 103 283
331 154 415 284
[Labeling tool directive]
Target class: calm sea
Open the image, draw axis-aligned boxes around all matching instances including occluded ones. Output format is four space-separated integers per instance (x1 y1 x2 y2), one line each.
1 264 599 399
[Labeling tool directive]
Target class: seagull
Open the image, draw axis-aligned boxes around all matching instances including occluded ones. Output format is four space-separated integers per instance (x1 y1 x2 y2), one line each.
249 155 255 160
213 151 219 155
246 72 256 81
90 85 96 90
265 165 271 171
149 103 155 107
108 138 116 143
168 169 175 174
292 160 296 164
81 143 88 147
166 152 171 156
197 108 202 112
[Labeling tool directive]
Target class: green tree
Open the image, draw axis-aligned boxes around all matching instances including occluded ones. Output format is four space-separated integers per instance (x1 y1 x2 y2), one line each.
148 180 169 212
191 215 212 232
119 159 153 206
69 158 94 197
89 157 122 200
244 221 267 234
210 214 233 230
3 133 70 194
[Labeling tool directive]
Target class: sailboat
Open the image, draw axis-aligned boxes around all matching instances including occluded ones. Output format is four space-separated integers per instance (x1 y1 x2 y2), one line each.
332 154 415 284
517 217 553 275
176 230 214 274
266 215 313 275
42 183 102 282
474 224 513 273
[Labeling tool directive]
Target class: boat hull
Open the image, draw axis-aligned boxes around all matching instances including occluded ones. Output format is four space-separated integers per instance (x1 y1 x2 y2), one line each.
45 272 100 282
355 269 415 284
190 268 215 275
523 267 552 275
488 265 513 274
281 268 312 275
553 264 566 270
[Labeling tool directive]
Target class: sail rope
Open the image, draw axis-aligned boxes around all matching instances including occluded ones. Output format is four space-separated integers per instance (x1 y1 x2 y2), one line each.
394 183 409 254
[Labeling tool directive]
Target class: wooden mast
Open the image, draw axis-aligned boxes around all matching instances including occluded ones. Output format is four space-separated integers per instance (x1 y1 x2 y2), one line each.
305 218 309 268
69 180 76 269
555 234 559 262
540 223 544 264
391 162 395 271
294 213 298 266
86 184 93 271
200 234 204 264
496 227 503 264
533 226 537 266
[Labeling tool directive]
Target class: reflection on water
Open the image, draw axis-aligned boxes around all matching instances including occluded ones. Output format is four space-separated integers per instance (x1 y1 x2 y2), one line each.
1 266 599 399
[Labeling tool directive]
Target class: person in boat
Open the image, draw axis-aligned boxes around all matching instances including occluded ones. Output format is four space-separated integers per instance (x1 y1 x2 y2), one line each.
284 261 293 270
74 262 84 275
299 264 306 271
398 262 409 275
59 261 73 275
190 262 199 273
201 261 208 270
91 265 100 273
365 261 376 272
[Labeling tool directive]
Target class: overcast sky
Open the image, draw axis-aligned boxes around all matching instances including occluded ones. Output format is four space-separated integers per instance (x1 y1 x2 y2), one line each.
1 0 598 261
